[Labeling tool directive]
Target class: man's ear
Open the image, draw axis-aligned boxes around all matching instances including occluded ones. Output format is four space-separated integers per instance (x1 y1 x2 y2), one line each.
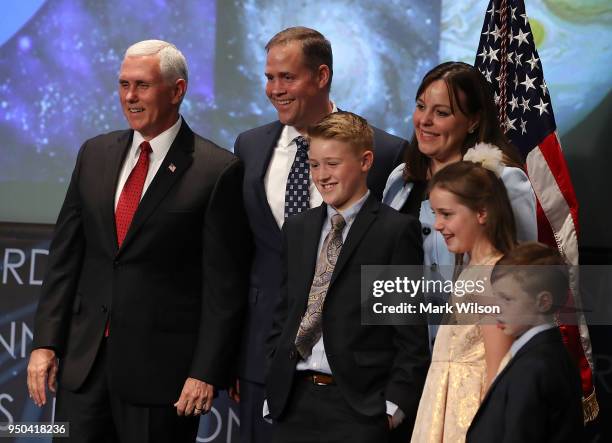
172 78 187 105
535 291 553 313
317 64 330 90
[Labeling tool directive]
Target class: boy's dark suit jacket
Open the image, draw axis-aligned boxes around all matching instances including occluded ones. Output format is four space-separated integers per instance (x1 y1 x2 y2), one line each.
265 195 430 427
32 120 250 405
467 327 583 443
234 120 407 385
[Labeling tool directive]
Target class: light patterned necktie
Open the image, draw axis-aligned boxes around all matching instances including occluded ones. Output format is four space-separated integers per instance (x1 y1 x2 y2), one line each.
294 213 346 359
284 136 310 218
115 141 151 247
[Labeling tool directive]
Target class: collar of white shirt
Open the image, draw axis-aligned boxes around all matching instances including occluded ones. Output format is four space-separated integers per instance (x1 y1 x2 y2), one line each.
509 322 556 358
130 115 183 161
325 189 370 231
276 101 338 148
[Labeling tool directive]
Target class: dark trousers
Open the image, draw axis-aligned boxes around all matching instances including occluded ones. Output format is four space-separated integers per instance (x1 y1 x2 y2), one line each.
272 378 389 443
54 339 199 443
239 379 273 443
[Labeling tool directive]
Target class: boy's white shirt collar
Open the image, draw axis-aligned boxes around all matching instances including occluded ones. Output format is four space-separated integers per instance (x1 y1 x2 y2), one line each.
510 323 556 357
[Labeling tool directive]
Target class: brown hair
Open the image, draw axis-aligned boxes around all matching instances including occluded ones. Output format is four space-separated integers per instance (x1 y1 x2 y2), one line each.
428 161 517 256
491 242 569 313
404 61 523 182
266 26 333 91
307 111 374 154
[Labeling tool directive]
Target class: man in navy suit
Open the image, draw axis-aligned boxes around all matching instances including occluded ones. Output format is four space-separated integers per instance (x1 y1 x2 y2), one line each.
232 26 409 443
27 40 250 442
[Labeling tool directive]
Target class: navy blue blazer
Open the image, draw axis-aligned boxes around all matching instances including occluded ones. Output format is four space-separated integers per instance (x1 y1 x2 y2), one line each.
233 120 408 383
265 195 429 425
466 327 583 443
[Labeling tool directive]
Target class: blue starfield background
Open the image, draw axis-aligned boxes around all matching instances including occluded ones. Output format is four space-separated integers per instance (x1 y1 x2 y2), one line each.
0 0 610 249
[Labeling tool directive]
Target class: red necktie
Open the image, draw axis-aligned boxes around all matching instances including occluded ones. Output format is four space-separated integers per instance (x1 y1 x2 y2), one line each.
115 141 152 247
106 141 151 337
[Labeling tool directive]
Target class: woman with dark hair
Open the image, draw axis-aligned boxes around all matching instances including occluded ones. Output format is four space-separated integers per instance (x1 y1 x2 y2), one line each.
383 62 536 331
384 62 535 249
383 62 537 442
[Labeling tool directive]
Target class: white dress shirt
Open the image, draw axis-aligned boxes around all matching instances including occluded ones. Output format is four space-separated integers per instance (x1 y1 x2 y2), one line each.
264 190 404 427
263 103 339 227
114 116 182 209
295 190 370 374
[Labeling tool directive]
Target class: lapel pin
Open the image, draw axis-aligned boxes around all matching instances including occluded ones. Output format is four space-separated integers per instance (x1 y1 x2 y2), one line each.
168 163 176 173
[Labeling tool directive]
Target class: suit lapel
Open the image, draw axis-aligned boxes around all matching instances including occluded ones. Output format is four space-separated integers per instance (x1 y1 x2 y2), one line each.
117 120 194 255
102 130 132 253
329 195 379 288
255 121 284 235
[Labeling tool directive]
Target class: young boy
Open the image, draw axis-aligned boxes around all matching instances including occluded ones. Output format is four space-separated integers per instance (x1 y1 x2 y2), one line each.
264 112 430 443
467 242 583 443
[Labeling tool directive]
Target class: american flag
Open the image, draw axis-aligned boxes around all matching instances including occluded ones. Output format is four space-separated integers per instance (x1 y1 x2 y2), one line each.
474 0 597 420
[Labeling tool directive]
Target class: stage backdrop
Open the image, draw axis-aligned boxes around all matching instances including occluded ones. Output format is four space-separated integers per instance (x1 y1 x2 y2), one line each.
0 0 610 247
0 1 610 442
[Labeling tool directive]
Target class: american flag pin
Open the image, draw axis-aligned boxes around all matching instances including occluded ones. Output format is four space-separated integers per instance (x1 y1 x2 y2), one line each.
168 163 176 173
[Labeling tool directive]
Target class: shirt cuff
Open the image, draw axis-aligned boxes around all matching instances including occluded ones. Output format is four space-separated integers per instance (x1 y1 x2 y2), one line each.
386 401 405 429
262 399 273 424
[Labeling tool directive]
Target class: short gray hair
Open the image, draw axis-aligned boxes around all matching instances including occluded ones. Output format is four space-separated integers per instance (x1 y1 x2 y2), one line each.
124 40 188 84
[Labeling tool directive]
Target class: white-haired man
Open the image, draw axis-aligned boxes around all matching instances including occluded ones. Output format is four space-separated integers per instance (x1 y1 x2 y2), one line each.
27 40 250 442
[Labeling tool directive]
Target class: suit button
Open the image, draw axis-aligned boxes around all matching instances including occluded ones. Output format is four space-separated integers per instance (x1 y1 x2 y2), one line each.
101 305 108 313
422 227 431 236
113 260 119 268
289 350 296 360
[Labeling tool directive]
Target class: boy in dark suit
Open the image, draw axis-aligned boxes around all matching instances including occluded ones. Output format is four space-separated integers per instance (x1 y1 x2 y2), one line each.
265 111 430 443
467 242 583 443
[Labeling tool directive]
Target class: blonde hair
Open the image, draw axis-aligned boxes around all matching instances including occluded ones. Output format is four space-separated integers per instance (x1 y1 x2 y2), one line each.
307 111 374 154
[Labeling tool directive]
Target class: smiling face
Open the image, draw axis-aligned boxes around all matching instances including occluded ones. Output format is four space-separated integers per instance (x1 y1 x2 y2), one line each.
429 186 487 255
119 55 185 140
308 137 372 211
265 41 331 133
413 79 478 166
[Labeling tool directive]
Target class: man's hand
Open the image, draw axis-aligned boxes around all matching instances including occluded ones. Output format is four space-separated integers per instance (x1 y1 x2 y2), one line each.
174 377 214 416
228 378 240 403
27 349 58 407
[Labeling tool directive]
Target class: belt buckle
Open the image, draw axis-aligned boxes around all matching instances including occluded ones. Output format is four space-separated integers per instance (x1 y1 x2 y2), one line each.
312 373 331 385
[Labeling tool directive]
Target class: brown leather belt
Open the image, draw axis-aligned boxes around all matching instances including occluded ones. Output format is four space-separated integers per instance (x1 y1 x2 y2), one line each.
302 371 335 385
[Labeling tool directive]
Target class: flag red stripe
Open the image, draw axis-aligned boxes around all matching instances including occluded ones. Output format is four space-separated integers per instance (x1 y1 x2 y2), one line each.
536 133 580 232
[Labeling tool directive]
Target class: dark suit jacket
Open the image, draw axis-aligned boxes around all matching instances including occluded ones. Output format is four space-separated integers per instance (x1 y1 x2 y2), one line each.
466 327 583 443
32 120 250 405
234 120 408 384
265 195 430 425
